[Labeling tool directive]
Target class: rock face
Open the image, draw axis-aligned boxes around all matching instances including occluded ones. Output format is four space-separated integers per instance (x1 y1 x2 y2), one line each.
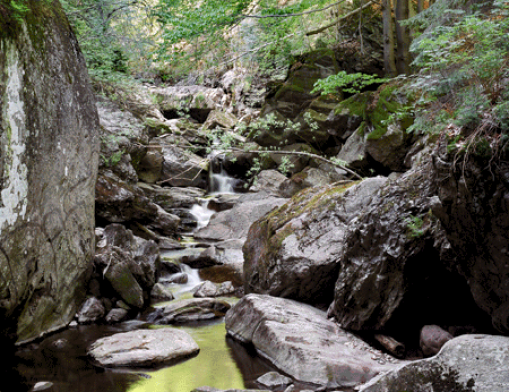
243 178 387 305
328 161 494 341
225 294 399 389
88 328 199 367
433 145 509 334
0 3 99 343
359 334 509 392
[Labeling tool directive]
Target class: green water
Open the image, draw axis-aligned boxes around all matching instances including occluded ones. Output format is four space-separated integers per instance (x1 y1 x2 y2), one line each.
128 322 245 392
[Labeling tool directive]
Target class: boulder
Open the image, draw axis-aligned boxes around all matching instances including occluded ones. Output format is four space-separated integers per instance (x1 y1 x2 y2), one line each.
359 334 509 392
88 328 199 367
149 85 226 123
225 294 399 389
432 143 509 334
420 325 454 357
0 1 99 344
181 246 223 269
256 372 293 389
148 298 231 324
105 308 129 324
243 177 387 305
77 298 105 324
161 145 209 188
193 281 235 298
94 224 160 309
151 283 175 302
328 162 493 341
194 194 287 242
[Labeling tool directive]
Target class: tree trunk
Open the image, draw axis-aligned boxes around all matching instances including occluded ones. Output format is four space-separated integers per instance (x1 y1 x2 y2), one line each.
382 0 397 76
395 0 411 74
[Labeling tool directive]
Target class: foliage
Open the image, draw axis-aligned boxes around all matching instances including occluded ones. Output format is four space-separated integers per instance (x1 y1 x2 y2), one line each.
60 0 158 78
152 0 340 78
404 0 509 146
312 71 388 96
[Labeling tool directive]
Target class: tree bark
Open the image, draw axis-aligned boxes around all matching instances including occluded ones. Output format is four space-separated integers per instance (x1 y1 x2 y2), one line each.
382 0 397 76
395 0 411 74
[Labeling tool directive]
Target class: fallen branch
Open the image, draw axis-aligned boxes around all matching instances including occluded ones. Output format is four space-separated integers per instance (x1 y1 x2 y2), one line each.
220 147 364 180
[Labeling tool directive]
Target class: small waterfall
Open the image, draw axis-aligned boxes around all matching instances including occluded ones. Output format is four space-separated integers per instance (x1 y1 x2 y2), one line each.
208 151 237 194
189 200 216 229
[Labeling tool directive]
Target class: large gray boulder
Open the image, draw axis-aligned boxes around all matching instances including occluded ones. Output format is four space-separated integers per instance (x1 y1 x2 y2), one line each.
328 159 495 344
359 334 509 392
88 328 199 367
194 194 287 242
225 294 399 389
0 3 99 344
243 177 387 305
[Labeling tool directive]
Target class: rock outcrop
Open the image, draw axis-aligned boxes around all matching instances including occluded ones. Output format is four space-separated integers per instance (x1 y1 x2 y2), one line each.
243 177 387 305
0 2 99 343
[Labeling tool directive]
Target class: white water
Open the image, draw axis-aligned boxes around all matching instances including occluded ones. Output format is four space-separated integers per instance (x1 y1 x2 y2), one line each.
189 200 216 229
210 168 236 194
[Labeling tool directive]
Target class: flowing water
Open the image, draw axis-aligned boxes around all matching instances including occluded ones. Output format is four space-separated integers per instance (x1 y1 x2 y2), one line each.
10 162 274 392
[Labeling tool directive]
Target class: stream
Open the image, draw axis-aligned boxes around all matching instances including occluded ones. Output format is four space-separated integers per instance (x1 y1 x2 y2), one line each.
10 165 275 392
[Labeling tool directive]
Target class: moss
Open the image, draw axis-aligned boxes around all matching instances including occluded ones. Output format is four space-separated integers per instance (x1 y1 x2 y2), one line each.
334 92 370 118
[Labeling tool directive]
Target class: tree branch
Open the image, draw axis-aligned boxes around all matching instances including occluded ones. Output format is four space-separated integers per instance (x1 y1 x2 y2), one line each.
306 0 376 36
240 0 349 19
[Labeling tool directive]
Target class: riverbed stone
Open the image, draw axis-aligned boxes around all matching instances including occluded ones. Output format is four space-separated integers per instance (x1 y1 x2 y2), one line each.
88 328 199 367
105 308 129 324
77 297 105 324
148 298 231 324
225 294 399 389
358 334 509 392
256 372 293 389
419 325 454 357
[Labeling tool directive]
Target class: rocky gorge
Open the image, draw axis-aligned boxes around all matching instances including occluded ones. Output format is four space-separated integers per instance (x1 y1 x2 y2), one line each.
2 1 509 392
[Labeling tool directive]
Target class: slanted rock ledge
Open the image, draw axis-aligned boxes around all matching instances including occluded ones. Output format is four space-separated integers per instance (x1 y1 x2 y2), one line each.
225 294 401 389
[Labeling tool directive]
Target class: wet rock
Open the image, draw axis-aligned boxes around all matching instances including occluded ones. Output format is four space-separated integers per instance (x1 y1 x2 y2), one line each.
225 294 398 389
150 283 175 301
194 194 287 242
358 334 509 392
160 259 182 274
165 273 189 284
88 328 199 367
420 325 454 357
105 308 129 324
256 372 293 389
243 178 387 305
193 280 236 298
148 298 231 324
161 145 209 188
181 246 223 269
136 146 164 183
193 281 219 298
94 224 160 309
77 298 105 324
